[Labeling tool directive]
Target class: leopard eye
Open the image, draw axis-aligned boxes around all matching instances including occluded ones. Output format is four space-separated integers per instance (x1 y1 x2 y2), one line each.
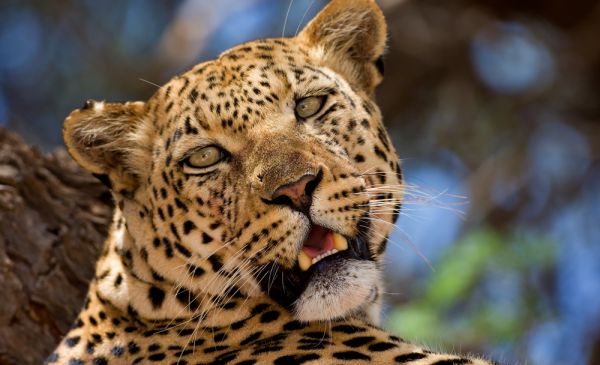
295 95 326 119
183 146 224 171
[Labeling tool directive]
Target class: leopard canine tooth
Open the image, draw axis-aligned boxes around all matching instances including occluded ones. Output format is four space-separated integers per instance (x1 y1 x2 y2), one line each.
298 250 312 271
332 233 348 251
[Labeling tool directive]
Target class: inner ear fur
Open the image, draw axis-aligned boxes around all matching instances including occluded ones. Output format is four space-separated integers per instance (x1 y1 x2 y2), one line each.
63 100 147 192
298 0 387 93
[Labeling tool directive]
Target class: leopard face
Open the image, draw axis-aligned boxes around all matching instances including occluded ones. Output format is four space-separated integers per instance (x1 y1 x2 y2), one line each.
63 0 402 325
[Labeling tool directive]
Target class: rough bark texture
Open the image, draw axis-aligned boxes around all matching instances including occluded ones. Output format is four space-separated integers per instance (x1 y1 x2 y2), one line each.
0 128 112 365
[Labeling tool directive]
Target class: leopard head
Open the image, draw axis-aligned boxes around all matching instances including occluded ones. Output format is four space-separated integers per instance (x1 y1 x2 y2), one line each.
63 0 402 325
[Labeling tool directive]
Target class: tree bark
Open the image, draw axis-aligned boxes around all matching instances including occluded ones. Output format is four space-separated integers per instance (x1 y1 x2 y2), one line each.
0 128 111 365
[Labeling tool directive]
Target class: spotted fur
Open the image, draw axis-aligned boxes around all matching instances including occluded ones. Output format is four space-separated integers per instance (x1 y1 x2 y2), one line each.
49 1 499 364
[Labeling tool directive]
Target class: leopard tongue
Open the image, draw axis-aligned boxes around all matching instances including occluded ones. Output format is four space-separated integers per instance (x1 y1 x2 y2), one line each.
298 227 348 271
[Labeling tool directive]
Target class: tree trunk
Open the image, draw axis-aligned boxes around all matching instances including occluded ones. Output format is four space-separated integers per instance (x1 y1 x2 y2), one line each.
0 128 111 365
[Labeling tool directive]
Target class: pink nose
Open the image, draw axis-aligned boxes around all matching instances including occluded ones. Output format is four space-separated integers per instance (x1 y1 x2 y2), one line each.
270 174 319 213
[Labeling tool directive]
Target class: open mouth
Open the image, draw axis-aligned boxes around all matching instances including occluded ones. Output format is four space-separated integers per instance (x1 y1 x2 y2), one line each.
254 217 373 312
297 226 348 271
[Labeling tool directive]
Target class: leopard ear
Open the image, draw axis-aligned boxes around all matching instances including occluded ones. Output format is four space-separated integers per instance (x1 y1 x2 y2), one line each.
298 0 387 93
63 100 147 193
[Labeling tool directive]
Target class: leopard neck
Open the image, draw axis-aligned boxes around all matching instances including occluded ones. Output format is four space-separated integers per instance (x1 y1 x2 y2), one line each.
91 208 271 329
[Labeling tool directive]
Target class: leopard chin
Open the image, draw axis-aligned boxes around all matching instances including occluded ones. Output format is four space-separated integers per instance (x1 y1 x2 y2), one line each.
293 259 381 323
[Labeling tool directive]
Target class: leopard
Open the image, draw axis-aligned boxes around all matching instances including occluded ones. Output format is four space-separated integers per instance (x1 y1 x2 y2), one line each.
47 1 501 364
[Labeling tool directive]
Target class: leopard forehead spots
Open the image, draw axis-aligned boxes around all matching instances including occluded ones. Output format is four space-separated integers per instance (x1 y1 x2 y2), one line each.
54 1 498 364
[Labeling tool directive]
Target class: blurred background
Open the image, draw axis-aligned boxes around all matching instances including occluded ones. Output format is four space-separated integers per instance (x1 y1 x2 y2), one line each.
1 0 599 364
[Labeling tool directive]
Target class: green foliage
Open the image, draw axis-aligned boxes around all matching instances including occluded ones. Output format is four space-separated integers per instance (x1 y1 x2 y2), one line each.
386 227 555 349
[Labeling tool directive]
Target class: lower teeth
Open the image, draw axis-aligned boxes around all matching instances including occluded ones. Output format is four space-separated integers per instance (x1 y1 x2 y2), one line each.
298 232 349 271
312 248 339 264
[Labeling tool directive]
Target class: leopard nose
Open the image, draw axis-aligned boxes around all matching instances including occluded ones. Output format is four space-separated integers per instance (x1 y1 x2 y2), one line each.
266 171 322 213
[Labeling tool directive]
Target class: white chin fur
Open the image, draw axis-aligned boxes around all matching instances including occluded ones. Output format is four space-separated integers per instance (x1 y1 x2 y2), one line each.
293 259 380 323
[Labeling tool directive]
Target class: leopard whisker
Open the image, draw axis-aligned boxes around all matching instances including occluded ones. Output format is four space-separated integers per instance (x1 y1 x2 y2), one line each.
164 243 253 332
294 0 317 36
282 0 295 37
180 258 262 356
356 218 434 271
